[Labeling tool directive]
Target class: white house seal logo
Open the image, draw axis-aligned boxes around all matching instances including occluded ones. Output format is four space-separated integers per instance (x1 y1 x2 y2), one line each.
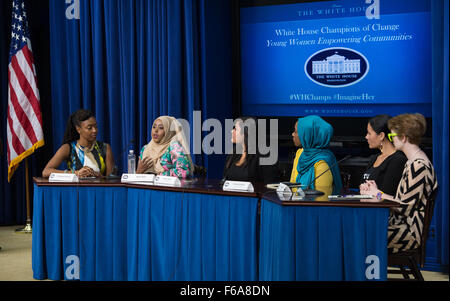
305 47 369 87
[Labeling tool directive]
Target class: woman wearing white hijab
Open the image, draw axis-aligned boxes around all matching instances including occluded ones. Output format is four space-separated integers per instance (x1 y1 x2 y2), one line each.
136 116 193 178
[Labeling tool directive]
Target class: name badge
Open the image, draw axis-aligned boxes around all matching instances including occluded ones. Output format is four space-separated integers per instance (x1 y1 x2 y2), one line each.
222 180 254 193
121 173 155 184
154 175 181 187
49 173 79 182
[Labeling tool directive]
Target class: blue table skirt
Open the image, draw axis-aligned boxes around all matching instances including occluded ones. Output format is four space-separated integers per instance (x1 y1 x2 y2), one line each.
259 199 389 281
126 188 258 281
32 184 258 281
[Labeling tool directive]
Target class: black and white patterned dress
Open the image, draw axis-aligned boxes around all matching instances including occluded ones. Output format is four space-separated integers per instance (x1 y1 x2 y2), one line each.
388 158 438 254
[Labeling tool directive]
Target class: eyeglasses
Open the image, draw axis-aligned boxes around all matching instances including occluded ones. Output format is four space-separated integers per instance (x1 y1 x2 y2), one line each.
388 133 399 142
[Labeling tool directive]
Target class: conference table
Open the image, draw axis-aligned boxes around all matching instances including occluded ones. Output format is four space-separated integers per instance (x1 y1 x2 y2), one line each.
31 177 396 281
32 177 260 281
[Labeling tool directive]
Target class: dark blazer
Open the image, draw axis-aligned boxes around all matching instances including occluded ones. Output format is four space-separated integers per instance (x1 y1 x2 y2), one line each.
222 154 262 184
361 150 407 196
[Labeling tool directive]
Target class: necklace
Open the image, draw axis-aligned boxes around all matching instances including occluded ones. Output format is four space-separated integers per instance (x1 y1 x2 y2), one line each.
77 141 95 152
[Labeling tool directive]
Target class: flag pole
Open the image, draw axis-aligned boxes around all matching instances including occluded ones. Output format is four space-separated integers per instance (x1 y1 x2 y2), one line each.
15 158 32 234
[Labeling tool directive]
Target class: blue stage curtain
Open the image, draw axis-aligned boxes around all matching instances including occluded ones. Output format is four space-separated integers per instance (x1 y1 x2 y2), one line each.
431 0 449 268
48 0 232 178
1 0 233 225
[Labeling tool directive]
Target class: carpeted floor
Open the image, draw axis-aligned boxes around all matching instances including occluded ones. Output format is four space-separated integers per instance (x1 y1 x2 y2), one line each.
0 225 36 281
0 225 448 281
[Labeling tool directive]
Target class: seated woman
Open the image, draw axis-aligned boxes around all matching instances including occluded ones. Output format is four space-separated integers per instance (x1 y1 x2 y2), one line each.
290 115 342 195
137 116 193 178
359 115 407 196
42 109 115 178
363 113 438 254
222 117 262 184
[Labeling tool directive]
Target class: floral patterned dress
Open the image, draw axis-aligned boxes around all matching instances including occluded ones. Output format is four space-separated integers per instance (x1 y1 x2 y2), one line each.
140 140 192 178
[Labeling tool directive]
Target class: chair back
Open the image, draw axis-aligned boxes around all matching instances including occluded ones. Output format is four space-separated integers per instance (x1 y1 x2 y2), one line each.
193 165 207 178
419 186 439 267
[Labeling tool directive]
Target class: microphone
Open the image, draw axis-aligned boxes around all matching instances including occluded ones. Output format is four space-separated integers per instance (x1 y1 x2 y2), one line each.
302 155 352 196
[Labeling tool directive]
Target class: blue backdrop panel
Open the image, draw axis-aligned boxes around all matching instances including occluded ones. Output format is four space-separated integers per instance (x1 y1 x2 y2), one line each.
126 188 259 281
258 200 389 281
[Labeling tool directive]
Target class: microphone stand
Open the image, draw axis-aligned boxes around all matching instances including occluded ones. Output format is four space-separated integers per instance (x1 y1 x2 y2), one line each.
302 155 352 196
106 139 134 178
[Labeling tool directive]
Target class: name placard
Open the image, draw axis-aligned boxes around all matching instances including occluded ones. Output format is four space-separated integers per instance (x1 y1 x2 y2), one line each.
291 191 305 200
121 173 155 184
276 182 305 199
328 194 374 200
222 180 254 193
276 182 292 195
49 173 79 182
154 175 181 187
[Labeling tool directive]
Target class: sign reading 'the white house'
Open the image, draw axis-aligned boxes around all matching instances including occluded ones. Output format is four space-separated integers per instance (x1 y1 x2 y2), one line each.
305 47 369 87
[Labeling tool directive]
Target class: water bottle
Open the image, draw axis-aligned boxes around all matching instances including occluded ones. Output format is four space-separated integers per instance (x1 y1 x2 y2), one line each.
127 150 136 174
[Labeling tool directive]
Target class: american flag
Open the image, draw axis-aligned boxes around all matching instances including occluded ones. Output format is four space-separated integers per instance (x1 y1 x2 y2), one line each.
7 0 44 182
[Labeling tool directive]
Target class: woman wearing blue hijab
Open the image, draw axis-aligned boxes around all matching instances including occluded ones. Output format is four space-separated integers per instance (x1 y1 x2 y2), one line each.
290 115 343 195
